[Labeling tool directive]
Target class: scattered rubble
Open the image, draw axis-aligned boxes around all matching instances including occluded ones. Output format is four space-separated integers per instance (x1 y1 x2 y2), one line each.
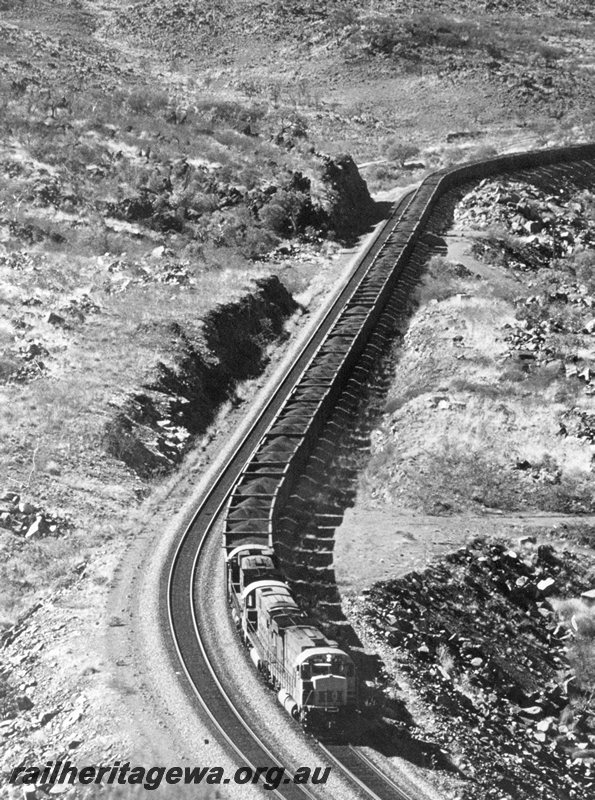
0 599 124 796
559 409 595 447
456 179 595 261
355 538 595 799
102 253 195 291
453 179 595 387
0 491 68 541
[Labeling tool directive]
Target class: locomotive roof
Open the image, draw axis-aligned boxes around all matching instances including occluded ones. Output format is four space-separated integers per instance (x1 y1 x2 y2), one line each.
270 612 309 630
226 544 273 562
285 626 330 649
259 589 299 614
241 554 276 570
241 579 287 601
294 646 352 666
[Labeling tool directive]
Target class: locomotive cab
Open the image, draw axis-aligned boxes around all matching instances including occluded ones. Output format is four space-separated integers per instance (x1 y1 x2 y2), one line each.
226 544 276 594
239 554 281 594
241 579 290 636
295 648 356 724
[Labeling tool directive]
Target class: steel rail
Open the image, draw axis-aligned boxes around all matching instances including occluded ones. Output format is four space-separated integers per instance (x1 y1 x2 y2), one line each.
319 745 417 800
165 189 417 798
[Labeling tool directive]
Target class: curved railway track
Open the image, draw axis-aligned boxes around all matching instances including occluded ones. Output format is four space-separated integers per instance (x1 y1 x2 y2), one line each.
166 143 595 799
165 189 416 799
320 745 416 800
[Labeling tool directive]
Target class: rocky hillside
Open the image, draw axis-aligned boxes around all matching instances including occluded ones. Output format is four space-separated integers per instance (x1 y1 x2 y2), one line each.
362 167 595 516
0 1 389 790
352 533 595 800
103 276 297 478
97 0 595 177
0 0 383 617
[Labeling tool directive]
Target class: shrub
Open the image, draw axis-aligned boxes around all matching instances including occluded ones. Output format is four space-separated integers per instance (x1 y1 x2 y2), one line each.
126 87 170 115
365 162 401 192
358 12 496 60
259 189 313 237
240 225 280 260
469 144 498 161
326 5 359 32
360 15 404 56
576 191 595 221
195 99 266 132
441 146 466 166
385 138 419 165
535 42 568 65
416 255 462 303
571 249 595 293
171 185 218 217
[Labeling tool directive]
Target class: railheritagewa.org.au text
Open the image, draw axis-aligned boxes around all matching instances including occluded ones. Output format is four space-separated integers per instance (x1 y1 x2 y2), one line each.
10 761 331 791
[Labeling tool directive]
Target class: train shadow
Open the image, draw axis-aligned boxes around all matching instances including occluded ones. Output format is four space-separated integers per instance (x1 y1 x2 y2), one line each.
276 191 462 773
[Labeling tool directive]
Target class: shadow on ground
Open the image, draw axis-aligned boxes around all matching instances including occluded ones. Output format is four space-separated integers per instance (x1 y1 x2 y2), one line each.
275 191 462 770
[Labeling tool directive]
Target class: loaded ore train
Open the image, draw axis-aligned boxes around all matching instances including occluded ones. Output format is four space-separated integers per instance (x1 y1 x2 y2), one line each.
222 142 595 733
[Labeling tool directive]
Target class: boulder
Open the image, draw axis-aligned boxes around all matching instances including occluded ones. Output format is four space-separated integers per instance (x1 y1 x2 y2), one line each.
537 577 556 596
25 515 48 540
314 153 379 241
46 312 66 326
0 491 19 503
16 695 33 711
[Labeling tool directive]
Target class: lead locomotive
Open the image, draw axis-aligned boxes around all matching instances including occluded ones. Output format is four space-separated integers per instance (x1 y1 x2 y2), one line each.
227 544 356 730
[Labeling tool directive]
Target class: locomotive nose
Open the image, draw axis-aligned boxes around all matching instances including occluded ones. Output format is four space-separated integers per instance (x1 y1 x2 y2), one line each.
310 675 348 706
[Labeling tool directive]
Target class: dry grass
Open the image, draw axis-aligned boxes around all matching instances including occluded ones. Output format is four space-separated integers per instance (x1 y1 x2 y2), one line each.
361 252 595 514
0 239 289 622
0 46 329 620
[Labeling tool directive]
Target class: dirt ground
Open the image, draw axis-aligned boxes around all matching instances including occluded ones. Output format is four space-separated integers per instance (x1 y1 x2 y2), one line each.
335 509 595 595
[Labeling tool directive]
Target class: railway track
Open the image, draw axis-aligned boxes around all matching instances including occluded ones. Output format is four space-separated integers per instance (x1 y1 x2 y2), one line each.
165 188 417 799
166 143 595 799
321 745 416 800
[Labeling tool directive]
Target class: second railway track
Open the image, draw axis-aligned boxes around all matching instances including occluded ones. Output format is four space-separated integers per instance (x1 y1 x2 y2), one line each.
166 143 595 798
321 745 417 800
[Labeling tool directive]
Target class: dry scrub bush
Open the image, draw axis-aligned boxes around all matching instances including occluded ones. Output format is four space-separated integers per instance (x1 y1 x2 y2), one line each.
440 146 466 167
534 42 568 66
125 87 170 115
570 249 595 293
553 598 595 691
365 162 402 192
469 144 499 161
416 255 463 303
384 138 419 165
355 12 498 59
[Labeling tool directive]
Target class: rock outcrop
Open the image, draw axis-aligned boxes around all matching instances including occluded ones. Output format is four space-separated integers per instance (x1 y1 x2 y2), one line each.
103 277 298 478
315 154 379 241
